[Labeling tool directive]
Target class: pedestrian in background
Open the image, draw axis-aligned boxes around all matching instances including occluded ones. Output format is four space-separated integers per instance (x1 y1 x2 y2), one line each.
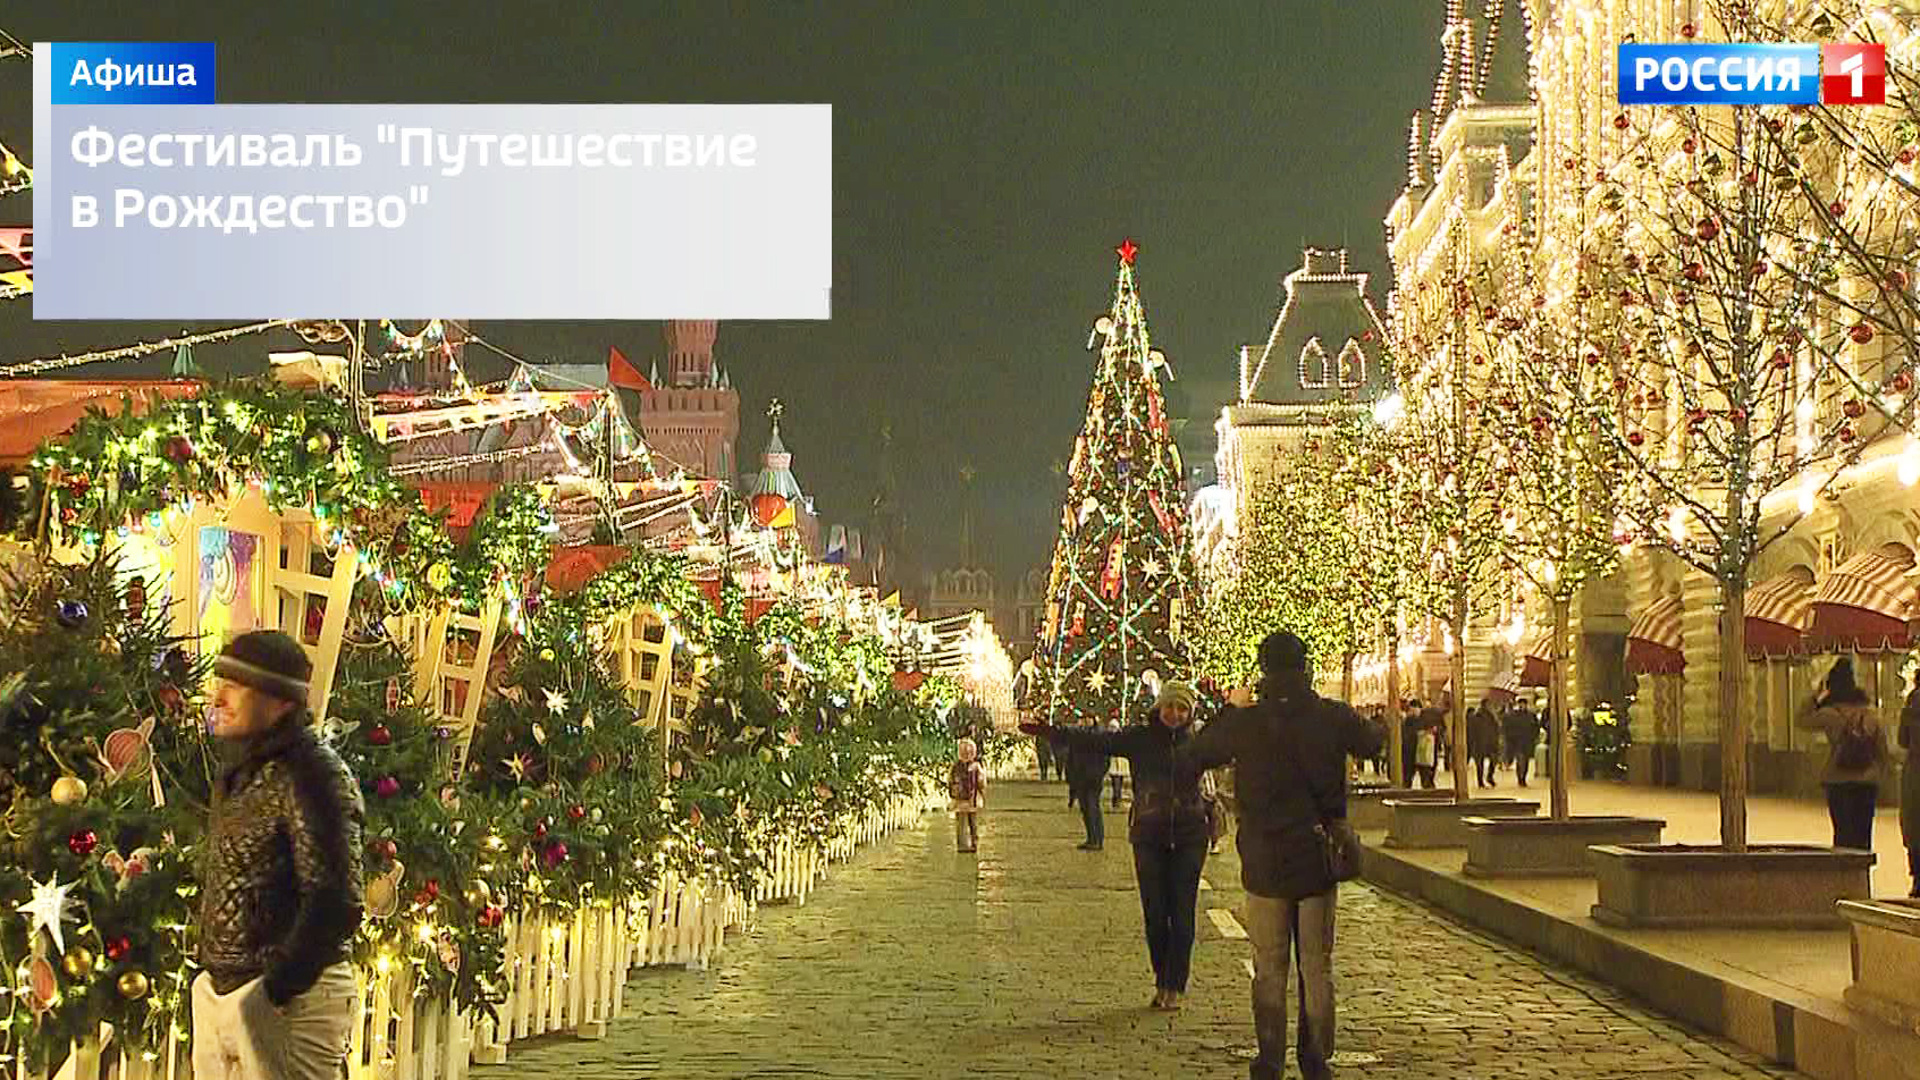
1107 716 1130 808
1035 730 1056 782
1502 700 1542 788
1798 658 1890 851
1027 682 1211 1009
1900 673 1919 897
951 737 986 854
1177 632 1383 1080
1468 698 1500 788
1054 721 1110 850
1400 699 1424 788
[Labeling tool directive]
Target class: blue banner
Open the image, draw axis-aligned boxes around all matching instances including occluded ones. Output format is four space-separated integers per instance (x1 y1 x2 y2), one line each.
50 43 216 105
1618 43 1819 105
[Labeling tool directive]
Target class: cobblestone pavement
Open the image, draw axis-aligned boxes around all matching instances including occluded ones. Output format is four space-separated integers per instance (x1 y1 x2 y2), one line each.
493 781 1804 1080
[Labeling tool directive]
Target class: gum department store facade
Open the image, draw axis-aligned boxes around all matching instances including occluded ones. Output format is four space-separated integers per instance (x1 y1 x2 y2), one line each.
1225 1 1917 802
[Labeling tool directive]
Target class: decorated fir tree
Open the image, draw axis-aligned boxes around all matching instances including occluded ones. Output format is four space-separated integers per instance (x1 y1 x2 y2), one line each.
325 629 507 1017
0 552 210 1072
1031 240 1203 726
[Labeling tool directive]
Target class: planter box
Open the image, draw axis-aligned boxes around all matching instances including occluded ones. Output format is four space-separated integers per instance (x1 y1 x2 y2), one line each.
1383 797 1539 849
1839 899 1920 1036
1348 787 1453 831
1590 844 1875 929
1461 815 1666 878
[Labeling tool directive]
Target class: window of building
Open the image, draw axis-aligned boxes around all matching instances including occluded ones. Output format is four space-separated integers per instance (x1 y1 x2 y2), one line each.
1298 338 1331 389
1337 339 1366 387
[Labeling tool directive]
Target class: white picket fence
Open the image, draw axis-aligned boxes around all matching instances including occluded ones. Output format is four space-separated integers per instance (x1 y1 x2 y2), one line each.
32 789 935 1080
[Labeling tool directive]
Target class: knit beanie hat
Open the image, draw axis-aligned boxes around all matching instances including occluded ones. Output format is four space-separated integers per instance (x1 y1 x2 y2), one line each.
1155 681 1197 712
216 630 313 705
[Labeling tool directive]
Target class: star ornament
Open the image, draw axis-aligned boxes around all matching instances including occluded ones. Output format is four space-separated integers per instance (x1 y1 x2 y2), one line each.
1117 237 1139 265
1141 557 1164 579
17 875 78 955
542 688 569 715
1087 670 1110 692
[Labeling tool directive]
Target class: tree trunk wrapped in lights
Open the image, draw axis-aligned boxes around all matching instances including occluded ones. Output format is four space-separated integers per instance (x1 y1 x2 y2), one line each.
1455 256 1625 822
1388 275 1514 801
1574 73 1920 850
1031 242 1203 725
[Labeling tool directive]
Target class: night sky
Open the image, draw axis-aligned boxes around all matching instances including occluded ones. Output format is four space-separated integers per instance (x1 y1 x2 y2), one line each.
0 2 1449 592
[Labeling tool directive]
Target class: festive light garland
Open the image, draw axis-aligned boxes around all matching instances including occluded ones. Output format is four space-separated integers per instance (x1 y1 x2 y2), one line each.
0 322 292 378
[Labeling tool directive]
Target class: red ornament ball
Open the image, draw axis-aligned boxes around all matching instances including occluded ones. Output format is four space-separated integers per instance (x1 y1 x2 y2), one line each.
1681 21 1697 37
369 838 399 861
1681 137 1697 155
1612 113 1629 131
1772 350 1792 370
1892 372 1913 393
374 776 401 798
1844 400 1868 419
105 937 131 962
542 842 569 869
367 725 393 747
478 905 505 929
1850 324 1875 345
68 830 99 857
1696 217 1719 241
567 804 587 821
1627 431 1646 447
162 436 196 464
533 821 548 840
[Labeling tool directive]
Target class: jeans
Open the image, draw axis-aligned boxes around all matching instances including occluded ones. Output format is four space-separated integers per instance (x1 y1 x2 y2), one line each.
1473 754 1496 786
1245 890 1337 1080
1076 785 1105 847
1110 773 1126 807
1824 782 1878 850
1511 749 1533 786
1132 840 1207 992
192 963 356 1080
956 810 979 851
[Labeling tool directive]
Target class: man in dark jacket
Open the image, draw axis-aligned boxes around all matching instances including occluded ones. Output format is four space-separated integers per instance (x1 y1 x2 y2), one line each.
1057 720 1111 849
1026 681 1211 1008
1468 698 1501 788
193 630 365 1080
1178 632 1383 1080
1503 701 1542 787
1399 699 1424 788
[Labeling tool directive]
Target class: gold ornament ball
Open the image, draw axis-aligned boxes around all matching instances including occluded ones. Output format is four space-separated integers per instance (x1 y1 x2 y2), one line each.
117 971 150 999
63 948 95 978
464 880 491 906
51 776 89 806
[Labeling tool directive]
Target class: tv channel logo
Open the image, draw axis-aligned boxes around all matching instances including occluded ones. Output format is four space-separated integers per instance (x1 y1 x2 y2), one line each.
1619 43 1885 105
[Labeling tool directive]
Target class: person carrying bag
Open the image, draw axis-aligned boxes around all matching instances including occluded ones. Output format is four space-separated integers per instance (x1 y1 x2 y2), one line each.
1176 631 1382 1080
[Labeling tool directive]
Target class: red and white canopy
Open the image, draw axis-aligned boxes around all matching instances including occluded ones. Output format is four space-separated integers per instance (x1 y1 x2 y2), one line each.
1744 567 1813 658
1808 548 1915 653
1626 595 1685 675
1519 632 1555 688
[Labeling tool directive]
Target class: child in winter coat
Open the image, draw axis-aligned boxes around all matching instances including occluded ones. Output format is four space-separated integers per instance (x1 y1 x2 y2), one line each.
951 738 986 853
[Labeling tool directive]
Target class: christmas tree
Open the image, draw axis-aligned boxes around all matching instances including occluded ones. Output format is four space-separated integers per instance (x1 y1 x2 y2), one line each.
1032 240 1203 725
0 551 210 1072
325 628 507 1017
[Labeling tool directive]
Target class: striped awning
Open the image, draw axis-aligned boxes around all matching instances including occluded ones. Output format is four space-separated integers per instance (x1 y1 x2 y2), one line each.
1745 567 1813 658
1808 549 1916 653
1626 595 1686 675
1487 667 1520 702
1519 632 1555 688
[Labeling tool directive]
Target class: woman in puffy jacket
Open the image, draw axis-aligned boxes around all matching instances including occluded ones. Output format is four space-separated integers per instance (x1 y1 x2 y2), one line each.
1026 682 1211 1011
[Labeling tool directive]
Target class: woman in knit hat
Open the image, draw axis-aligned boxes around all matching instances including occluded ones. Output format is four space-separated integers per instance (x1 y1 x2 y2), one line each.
1023 680 1212 1010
